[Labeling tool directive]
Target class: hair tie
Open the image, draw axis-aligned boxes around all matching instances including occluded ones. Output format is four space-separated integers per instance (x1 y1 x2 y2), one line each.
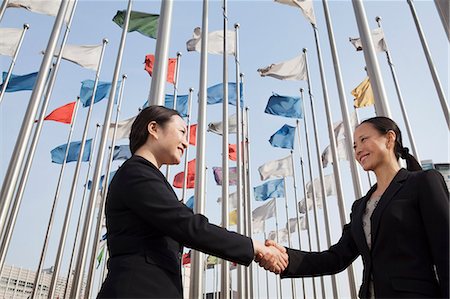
399 147 409 159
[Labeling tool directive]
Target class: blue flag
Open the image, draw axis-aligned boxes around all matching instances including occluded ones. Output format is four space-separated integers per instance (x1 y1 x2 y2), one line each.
51 139 92 164
113 145 131 161
254 178 285 201
207 82 244 106
79 80 120 108
1 71 38 92
265 93 303 119
164 94 189 117
186 195 194 210
88 170 117 191
269 124 296 149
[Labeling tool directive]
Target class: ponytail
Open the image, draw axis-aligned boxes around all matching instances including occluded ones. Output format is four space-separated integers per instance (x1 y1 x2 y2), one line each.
398 146 422 171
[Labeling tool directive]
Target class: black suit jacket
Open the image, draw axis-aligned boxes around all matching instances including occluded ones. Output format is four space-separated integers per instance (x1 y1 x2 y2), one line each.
97 155 254 298
281 169 449 298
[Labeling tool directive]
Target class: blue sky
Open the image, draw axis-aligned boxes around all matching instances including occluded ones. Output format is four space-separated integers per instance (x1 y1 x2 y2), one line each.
0 0 448 297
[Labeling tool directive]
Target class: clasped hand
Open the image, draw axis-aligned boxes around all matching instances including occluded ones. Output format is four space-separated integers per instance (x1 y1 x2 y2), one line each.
253 239 288 274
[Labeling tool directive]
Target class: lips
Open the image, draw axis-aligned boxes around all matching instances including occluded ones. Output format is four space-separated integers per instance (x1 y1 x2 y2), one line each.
359 153 369 164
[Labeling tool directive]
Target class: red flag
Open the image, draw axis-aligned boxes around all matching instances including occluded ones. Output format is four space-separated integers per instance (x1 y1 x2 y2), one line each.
173 159 196 188
229 144 237 161
44 102 76 124
182 251 191 265
145 54 177 84
189 124 197 146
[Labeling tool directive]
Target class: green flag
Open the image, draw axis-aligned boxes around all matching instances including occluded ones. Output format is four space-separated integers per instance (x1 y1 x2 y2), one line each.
96 245 105 269
112 10 159 39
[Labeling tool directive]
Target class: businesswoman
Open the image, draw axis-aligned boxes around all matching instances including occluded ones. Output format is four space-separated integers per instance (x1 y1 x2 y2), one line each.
265 116 449 298
97 105 287 298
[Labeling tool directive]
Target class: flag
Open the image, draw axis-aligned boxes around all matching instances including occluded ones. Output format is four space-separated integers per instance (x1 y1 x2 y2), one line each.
254 178 285 201
205 255 219 269
258 155 293 181
207 114 237 135
96 244 105 269
186 27 236 55
286 217 307 233
186 195 194 210
229 209 237 226
54 44 103 70
0 28 23 57
1 71 38 92
269 124 296 149
351 77 375 108
252 219 265 234
322 138 349 168
164 94 189 117
349 28 387 52
217 191 238 210
108 116 136 140
252 199 276 221
228 144 237 161
264 93 303 118
144 54 177 84
112 145 131 161
189 124 197 146
79 80 120 108
112 10 159 39
88 170 117 191
173 159 196 188
257 53 307 81
212 167 238 186
207 82 243 106
333 111 358 141
268 228 288 244
299 173 337 213
274 0 316 25
182 251 191 265
50 139 92 164
44 101 76 124
7 0 75 23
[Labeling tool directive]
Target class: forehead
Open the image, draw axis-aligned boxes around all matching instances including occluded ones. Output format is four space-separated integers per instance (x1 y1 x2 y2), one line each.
354 122 376 136
169 115 187 127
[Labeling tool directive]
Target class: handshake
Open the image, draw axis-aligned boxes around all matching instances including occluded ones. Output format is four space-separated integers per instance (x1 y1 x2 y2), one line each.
253 239 288 274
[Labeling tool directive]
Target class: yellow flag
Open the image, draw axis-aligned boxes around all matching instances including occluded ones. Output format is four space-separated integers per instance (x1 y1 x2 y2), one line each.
229 209 237 226
351 77 375 108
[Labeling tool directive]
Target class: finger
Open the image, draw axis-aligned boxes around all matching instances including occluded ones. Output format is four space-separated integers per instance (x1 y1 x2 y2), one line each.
265 239 276 247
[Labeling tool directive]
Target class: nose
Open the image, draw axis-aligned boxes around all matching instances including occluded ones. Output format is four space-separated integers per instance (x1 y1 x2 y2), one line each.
354 143 362 159
181 137 188 149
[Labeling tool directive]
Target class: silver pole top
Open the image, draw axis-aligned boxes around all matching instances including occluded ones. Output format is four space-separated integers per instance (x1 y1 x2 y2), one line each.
375 16 382 22
189 87 194 92
103 38 109 44
234 23 240 29
302 48 308 53
23 23 30 29
122 74 127 79
177 51 182 57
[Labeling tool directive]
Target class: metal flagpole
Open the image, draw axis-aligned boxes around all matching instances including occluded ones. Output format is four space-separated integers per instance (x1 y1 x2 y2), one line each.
181 88 194 203
352 0 391 118
407 0 449 130
298 89 324 299
263 231 270 299
61 125 101 299
70 1 131 297
282 177 297 298
434 0 449 41
97 244 108 294
85 74 127 297
0 0 78 272
290 151 307 299
0 23 30 105
0 0 70 244
48 37 108 299
148 0 173 106
273 199 283 299
0 0 9 22
321 0 364 200
190 0 209 297
375 16 421 160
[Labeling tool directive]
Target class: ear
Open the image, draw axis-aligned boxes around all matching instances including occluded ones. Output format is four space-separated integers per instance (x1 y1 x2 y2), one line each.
385 130 396 148
147 121 159 140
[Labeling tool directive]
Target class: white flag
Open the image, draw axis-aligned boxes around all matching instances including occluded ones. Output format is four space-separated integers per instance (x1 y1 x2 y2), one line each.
109 116 136 141
349 28 387 53
299 173 336 213
207 113 237 135
8 0 75 23
252 219 265 234
322 138 350 168
186 27 236 55
258 155 293 181
268 228 288 244
0 28 23 57
257 53 307 81
55 44 103 70
333 111 358 141
274 0 316 25
286 217 307 233
252 199 276 222
217 191 238 210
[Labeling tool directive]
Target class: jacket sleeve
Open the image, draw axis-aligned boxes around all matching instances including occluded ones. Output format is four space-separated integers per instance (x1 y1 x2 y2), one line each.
281 202 360 278
418 170 449 297
120 164 254 266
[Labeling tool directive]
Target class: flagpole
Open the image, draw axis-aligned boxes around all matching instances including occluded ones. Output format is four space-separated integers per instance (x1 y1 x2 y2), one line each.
290 151 307 299
85 74 127 298
181 88 194 203
282 177 297 299
273 199 283 299
190 0 209 297
263 231 270 299
70 1 131 297
298 89 322 299
0 0 8 22
353 108 373 186
0 0 70 240
352 0 391 117
434 0 450 41
321 0 364 200
375 16 421 160
407 0 449 130
0 23 30 105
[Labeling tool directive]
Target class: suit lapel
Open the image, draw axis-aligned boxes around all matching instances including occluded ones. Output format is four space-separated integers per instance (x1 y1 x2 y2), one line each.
371 168 409 246
353 185 376 256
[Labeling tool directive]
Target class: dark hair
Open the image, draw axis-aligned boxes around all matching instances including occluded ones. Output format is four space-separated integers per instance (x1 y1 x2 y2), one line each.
129 105 180 154
359 116 422 171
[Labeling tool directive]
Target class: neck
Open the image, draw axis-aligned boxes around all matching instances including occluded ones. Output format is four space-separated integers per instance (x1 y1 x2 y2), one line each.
134 148 160 168
373 162 401 193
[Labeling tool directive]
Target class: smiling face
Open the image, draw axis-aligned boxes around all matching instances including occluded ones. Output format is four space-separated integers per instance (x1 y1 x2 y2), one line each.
353 122 395 172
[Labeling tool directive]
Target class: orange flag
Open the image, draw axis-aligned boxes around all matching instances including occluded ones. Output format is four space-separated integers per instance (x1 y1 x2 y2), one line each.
173 159 196 188
44 101 76 124
229 144 237 161
144 54 177 84
189 124 197 146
